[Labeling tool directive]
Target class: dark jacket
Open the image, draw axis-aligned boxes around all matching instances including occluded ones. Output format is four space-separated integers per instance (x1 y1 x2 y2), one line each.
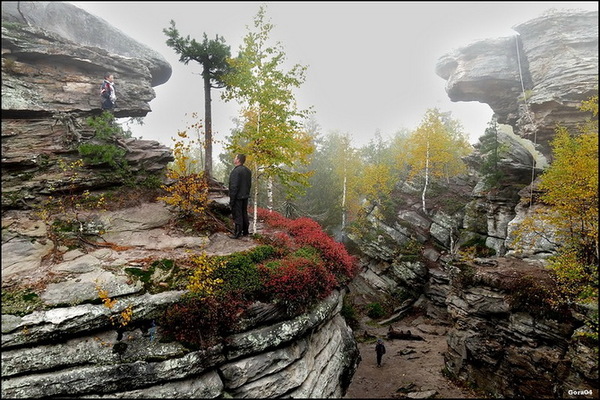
101 79 115 110
229 164 251 203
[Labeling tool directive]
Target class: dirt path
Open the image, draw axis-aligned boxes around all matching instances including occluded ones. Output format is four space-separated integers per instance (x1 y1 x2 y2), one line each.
344 314 481 399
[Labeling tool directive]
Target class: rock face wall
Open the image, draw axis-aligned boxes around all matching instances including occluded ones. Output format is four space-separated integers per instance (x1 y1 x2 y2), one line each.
1 201 360 398
436 9 598 160
437 9 598 258
2 284 357 398
2 1 174 209
348 9 597 398
442 258 597 398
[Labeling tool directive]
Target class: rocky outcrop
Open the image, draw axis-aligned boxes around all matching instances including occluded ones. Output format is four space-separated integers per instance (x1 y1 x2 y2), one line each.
1 116 175 209
2 288 357 398
1 2 360 397
1 3 170 117
435 9 598 257
1 202 360 398
431 10 599 397
1 1 171 88
2 1 175 210
347 9 597 398
436 9 598 159
443 258 597 398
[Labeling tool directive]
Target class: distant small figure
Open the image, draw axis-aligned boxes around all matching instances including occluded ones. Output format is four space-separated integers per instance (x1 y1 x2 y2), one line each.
375 338 386 367
100 72 117 111
149 320 156 342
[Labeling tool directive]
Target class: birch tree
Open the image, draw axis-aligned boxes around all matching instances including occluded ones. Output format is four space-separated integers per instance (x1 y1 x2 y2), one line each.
405 108 472 214
222 5 313 232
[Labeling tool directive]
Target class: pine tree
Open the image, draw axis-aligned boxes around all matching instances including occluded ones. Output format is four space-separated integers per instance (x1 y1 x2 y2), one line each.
164 21 231 178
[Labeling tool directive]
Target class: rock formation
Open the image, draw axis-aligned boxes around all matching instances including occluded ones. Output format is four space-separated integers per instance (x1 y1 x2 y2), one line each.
2 192 359 397
2 1 174 210
435 8 598 160
347 8 598 398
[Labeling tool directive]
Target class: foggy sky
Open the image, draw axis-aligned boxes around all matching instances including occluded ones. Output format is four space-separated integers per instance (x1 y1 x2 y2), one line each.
70 1 598 153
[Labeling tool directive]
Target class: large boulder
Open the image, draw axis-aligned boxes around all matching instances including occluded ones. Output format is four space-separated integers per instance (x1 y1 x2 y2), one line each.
435 9 598 158
1 1 171 87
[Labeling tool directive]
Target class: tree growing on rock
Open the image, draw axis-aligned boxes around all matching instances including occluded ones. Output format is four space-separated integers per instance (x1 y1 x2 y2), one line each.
164 21 231 178
535 96 598 307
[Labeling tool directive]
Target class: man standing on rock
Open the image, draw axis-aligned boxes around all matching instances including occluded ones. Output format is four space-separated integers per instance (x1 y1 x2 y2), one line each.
228 154 251 239
375 338 386 367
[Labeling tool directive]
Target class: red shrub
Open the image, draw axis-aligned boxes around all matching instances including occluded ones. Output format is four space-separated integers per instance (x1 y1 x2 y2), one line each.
257 207 291 229
259 256 337 313
288 218 359 283
257 209 359 283
160 292 248 348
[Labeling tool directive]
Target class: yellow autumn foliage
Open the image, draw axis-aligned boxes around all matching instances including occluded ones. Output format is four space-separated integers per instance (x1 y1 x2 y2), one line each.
95 282 134 329
186 252 225 298
528 96 598 305
158 131 209 216
405 108 471 182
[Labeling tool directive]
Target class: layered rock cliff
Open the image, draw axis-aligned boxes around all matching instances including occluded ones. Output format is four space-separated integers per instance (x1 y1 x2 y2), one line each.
2 1 174 210
1 202 359 398
348 8 598 398
435 8 598 160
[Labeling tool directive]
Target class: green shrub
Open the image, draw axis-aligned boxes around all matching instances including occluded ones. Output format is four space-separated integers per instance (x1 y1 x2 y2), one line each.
247 245 277 263
79 112 130 175
78 143 126 168
213 253 263 297
341 297 360 330
292 246 321 262
366 302 385 319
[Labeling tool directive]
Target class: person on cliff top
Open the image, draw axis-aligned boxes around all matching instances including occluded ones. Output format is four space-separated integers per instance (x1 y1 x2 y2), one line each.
100 72 117 111
228 153 252 239
375 338 386 367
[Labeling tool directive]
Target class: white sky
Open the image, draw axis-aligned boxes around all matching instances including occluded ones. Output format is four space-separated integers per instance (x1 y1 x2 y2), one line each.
70 1 598 151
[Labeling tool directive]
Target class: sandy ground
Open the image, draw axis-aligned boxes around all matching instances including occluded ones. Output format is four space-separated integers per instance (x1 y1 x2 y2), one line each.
344 314 481 399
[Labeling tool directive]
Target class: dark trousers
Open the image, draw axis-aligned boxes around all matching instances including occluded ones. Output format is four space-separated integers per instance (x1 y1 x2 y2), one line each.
102 98 115 110
231 198 249 234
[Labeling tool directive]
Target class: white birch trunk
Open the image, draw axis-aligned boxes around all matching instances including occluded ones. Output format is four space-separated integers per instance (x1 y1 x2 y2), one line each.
422 142 429 214
252 180 258 234
267 177 273 211
341 174 347 232
252 109 261 233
